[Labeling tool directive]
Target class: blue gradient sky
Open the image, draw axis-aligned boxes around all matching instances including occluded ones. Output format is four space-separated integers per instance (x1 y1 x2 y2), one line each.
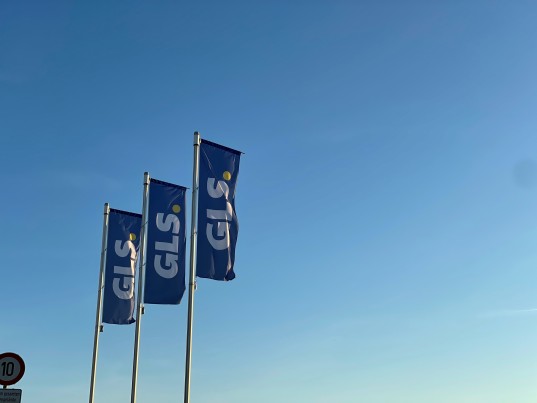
1 1 537 402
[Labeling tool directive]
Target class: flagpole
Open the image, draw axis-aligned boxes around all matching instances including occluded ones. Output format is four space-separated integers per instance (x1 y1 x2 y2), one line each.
89 203 110 403
184 131 201 403
130 172 150 403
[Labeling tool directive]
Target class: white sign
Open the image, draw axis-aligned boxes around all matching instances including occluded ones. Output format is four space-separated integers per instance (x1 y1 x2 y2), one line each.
0 389 22 403
0 353 25 387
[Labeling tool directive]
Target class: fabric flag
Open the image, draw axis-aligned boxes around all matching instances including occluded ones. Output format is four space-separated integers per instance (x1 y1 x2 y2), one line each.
196 139 241 281
102 209 141 324
144 178 187 304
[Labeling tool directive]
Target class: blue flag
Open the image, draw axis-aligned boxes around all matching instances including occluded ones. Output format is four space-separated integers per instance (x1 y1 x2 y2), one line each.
196 140 241 281
102 209 141 325
144 178 187 304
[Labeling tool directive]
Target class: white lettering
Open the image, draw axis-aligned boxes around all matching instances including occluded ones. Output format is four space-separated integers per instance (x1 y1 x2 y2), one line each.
153 213 180 279
156 235 179 253
207 221 230 250
113 273 134 300
207 178 229 198
205 178 234 251
207 201 233 221
115 240 136 258
113 240 137 299
154 253 179 278
156 213 180 234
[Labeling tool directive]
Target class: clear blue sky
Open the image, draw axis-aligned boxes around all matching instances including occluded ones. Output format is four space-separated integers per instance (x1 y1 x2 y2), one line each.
1 1 537 402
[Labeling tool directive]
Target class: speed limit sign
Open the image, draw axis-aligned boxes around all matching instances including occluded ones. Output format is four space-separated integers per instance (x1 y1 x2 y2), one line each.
0 353 25 386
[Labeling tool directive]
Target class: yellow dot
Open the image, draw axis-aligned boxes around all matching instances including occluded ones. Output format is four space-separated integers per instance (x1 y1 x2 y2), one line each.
130 233 137 241
172 204 181 213
223 171 231 181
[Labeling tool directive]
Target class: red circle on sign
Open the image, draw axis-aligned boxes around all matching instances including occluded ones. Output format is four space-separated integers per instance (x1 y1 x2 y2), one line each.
0 352 25 386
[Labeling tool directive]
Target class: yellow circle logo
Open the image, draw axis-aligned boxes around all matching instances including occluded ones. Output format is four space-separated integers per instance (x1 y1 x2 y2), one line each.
223 171 231 181
130 233 137 241
172 204 181 213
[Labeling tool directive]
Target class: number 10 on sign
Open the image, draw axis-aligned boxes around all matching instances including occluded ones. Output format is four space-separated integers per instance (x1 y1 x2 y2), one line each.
0 353 25 387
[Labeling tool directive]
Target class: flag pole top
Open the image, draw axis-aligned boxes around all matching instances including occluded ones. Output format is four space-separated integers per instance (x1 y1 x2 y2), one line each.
103 203 110 214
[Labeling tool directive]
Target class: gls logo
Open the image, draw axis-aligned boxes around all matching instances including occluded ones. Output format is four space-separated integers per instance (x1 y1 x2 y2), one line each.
113 234 136 300
206 171 232 250
154 206 181 279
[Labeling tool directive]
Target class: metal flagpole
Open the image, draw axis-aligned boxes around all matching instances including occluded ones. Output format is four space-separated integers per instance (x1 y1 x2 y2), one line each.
184 131 201 403
130 172 150 403
89 203 110 403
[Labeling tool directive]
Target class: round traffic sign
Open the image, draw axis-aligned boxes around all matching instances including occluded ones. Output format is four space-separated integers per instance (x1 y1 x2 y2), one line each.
0 352 25 386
